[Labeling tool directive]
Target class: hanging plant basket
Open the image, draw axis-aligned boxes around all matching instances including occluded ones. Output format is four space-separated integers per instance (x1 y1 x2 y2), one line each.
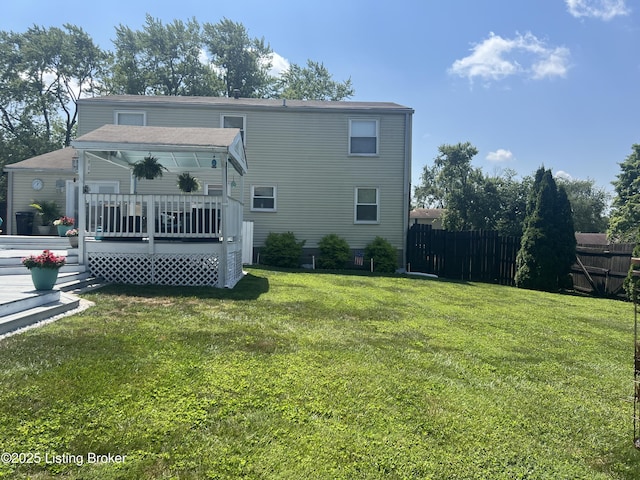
177 172 200 193
132 155 167 181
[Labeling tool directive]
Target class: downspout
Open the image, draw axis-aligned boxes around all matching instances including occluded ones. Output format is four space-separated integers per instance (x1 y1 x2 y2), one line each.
402 110 413 270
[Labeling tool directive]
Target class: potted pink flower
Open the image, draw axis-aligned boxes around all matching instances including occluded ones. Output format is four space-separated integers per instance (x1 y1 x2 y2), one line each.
22 250 66 290
53 216 75 237
65 228 79 248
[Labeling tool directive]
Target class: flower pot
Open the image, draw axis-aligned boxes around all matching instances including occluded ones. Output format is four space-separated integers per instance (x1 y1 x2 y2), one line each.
68 236 78 248
30 267 59 291
36 225 51 235
57 225 73 237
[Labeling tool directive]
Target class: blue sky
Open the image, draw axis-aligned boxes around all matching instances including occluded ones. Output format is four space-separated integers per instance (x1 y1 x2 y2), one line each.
2 0 638 197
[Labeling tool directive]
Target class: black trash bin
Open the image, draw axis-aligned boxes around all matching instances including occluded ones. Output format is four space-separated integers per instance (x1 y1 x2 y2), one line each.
15 211 34 235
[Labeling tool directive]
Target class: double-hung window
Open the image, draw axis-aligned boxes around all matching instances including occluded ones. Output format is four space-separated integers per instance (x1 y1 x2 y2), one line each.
221 114 246 144
115 111 146 126
349 119 378 155
355 187 379 223
251 185 276 211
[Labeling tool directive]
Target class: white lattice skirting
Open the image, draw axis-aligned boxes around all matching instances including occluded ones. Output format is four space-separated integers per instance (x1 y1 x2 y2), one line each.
89 253 220 286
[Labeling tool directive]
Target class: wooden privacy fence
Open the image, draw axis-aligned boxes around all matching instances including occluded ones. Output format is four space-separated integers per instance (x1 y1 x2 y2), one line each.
572 243 634 298
408 223 635 296
406 223 521 285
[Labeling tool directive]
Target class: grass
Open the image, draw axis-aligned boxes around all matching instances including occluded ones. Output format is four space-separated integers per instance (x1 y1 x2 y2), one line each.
0 268 638 479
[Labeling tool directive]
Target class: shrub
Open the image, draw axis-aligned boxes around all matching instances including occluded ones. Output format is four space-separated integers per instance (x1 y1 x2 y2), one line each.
317 234 351 269
261 232 305 268
364 236 398 273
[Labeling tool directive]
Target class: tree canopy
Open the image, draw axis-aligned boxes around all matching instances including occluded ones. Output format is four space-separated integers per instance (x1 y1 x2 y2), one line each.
609 144 640 242
110 15 221 96
414 142 609 237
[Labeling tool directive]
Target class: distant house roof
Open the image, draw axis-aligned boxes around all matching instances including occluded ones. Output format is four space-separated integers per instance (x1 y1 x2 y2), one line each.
79 95 414 114
3 147 74 172
575 232 609 245
410 208 445 220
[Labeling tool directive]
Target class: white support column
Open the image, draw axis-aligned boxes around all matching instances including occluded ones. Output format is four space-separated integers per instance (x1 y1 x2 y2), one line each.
221 152 230 287
77 150 87 266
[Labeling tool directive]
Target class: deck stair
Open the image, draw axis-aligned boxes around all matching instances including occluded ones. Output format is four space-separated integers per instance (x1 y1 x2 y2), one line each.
0 235 104 336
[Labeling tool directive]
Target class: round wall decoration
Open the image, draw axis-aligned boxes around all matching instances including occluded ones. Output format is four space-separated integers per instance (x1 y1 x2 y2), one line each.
32 178 44 191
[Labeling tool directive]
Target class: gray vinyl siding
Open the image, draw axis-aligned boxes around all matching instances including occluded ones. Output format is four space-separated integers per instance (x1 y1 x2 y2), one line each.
6 172 67 234
77 99 410 252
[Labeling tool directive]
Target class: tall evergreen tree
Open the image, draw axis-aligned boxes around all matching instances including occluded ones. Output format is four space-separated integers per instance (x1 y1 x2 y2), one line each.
515 167 576 292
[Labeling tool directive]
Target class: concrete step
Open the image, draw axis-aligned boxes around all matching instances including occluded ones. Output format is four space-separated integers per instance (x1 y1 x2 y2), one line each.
0 293 80 336
0 235 71 249
0 289 60 318
0 262 85 276
56 271 104 294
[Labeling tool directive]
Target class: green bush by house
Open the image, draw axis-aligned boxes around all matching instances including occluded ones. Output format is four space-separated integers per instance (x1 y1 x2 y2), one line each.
261 232 305 268
317 234 351 269
364 236 397 273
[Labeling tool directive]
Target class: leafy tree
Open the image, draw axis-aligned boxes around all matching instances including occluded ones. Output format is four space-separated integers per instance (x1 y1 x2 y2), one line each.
515 167 576 292
557 177 609 233
609 144 640 242
276 60 354 101
493 170 532 237
0 24 106 150
109 15 222 96
414 142 484 231
202 18 274 98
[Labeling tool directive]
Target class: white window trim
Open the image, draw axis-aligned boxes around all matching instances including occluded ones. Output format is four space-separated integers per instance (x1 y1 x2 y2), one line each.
114 110 147 126
251 185 277 212
221 114 247 145
349 118 379 156
354 187 380 224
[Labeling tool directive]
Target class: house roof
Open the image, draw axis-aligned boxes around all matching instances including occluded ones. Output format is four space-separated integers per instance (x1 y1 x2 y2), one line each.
3 147 75 172
410 208 445 219
79 95 414 114
72 124 247 174
575 232 609 245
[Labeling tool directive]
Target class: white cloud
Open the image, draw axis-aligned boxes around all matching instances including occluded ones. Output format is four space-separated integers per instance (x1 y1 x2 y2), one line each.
486 149 514 163
555 170 573 181
449 32 570 83
565 0 630 20
267 52 290 77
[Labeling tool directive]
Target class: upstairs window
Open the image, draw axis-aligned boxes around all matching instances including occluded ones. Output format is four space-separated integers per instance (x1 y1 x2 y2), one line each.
115 111 146 126
349 119 378 155
222 114 246 144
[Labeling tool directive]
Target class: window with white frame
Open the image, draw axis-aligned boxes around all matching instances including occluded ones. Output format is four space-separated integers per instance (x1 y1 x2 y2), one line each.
355 187 379 223
349 119 378 155
251 185 276 211
205 184 223 196
221 114 246 144
115 111 146 126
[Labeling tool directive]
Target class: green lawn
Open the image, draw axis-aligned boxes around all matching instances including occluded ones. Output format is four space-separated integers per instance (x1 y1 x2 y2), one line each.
0 268 638 479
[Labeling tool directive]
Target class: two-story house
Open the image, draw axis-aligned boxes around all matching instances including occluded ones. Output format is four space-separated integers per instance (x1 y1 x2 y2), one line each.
4 95 413 286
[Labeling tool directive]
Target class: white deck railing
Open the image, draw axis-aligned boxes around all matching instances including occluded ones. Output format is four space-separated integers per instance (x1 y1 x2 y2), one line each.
84 194 242 242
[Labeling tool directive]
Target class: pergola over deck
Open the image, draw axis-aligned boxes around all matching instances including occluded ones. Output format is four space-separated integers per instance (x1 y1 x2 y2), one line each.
71 125 248 288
